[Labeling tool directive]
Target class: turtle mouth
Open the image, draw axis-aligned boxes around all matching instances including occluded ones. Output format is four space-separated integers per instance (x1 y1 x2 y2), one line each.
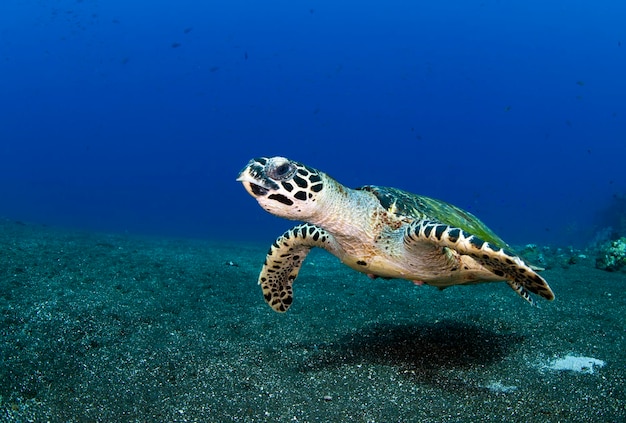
249 182 269 196
237 167 275 197
237 175 269 197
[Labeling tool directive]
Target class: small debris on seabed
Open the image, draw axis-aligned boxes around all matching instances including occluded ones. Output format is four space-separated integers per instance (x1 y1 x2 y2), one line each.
484 381 518 394
546 355 606 374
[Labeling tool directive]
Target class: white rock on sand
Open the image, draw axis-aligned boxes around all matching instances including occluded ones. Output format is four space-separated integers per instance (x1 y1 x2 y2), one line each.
546 355 606 374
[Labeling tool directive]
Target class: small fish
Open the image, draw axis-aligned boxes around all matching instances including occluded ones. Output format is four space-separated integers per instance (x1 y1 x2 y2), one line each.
209 66 220 72
171 42 181 48
244 51 248 60
504 105 512 112
184 27 192 34
576 80 585 86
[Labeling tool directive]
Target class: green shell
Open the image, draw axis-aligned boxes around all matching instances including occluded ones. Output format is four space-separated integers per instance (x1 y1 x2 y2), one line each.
359 185 511 251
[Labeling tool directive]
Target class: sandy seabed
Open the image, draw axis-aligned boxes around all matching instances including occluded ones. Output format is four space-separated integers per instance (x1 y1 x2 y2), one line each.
1 218 624 422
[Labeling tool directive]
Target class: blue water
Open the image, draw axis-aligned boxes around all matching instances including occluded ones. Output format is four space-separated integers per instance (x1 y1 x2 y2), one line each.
1 0 625 247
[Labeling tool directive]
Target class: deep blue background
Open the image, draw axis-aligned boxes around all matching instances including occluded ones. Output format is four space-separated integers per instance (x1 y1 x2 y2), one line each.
1 0 625 246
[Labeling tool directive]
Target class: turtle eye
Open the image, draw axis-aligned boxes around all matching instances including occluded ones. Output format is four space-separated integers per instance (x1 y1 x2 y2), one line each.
268 161 295 181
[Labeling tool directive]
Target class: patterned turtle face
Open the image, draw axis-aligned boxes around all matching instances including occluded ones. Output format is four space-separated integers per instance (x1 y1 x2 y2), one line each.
237 157 325 219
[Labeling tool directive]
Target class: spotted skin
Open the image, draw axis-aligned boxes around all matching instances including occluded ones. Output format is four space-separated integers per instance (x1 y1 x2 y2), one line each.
238 156 555 313
259 223 338 312
406 220 554 305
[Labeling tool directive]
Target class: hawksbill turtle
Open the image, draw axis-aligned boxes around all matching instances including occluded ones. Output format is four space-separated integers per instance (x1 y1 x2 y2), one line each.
237 156 554 312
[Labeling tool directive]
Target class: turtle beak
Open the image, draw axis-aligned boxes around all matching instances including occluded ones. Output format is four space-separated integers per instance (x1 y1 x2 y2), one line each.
237 173 269 197
237 159 275 197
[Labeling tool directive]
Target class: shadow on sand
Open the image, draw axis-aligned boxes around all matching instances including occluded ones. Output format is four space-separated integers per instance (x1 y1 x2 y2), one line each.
297 321 523 389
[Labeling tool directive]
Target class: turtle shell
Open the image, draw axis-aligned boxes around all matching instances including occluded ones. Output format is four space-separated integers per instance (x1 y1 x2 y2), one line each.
358 185 511 251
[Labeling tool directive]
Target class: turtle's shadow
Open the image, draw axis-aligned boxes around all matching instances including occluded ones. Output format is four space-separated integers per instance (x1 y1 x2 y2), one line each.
298 321 523 385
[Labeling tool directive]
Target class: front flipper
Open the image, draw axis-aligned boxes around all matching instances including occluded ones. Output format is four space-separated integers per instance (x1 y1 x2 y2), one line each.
259 223 338 312
406 220 555 305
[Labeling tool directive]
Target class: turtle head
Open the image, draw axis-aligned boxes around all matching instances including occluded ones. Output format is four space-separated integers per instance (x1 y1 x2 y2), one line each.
237 156 325 220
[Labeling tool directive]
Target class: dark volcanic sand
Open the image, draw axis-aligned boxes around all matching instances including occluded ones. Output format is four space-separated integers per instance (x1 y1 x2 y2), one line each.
1 219 624 422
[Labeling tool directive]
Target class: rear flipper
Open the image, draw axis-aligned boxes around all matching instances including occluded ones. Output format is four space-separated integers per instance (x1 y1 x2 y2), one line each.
259 223 338 312
407 220 555 305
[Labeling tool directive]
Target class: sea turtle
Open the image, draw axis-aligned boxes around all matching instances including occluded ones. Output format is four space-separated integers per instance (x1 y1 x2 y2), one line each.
237 156 554 312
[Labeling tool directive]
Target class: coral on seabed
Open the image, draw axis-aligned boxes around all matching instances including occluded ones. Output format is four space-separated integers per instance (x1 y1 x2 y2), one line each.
595 237 626 272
